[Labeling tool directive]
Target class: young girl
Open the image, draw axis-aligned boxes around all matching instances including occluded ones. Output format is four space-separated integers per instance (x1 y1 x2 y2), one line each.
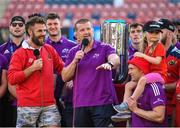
113 20 167 115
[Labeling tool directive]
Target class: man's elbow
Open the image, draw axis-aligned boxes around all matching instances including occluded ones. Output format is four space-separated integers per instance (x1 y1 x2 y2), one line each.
8 74 16 85
61 70 71 82
155 113 165 123
8 75 17 85
61 75 68 82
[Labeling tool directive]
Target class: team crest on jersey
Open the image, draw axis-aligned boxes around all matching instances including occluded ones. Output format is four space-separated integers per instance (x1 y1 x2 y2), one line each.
93 53 99 59
168 60 176 65
4 49 10 54
28 58 34 63
62 48 69 54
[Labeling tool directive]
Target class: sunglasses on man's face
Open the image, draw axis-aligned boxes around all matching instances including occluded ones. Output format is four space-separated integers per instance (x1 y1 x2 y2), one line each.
11 22 24 27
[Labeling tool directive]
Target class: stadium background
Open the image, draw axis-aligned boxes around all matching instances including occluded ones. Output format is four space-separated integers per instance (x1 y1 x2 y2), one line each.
0 0 179 43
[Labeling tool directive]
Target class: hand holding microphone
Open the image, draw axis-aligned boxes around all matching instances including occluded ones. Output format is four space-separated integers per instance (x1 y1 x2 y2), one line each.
32 49 43 71
73 38 90 63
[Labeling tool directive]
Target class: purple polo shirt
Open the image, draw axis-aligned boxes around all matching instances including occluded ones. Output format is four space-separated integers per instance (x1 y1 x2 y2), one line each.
46 36 76 62
0 38 22 64
0 54 8 83
175 42 180 49
46 36 76 102
0 54 8 105
132 82 167 127
0 39 22 106
128 44 138 60
65 40 118 107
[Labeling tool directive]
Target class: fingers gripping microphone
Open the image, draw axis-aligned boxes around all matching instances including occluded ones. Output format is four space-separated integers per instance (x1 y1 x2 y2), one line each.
81 38 89 51
33 49 40 59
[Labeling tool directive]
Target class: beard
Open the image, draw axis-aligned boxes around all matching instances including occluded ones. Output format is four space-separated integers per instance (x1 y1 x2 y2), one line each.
161 36 167 45
32 33 45 46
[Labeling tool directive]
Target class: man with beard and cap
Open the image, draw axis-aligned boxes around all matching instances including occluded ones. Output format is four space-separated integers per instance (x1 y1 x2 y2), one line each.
45 12 76 127
62 18 120 127
158 18 180 126
0 15 25 127
8 16 64 127
158 18 178 49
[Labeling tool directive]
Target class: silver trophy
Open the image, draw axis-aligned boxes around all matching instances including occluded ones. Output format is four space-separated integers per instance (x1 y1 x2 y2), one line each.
101 20 129 83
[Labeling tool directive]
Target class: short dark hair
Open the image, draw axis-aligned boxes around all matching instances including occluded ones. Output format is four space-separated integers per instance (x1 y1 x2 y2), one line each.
129 22 143 29
74 18 91 31
46 13 60 20
28 13 44 19
25 16 46 36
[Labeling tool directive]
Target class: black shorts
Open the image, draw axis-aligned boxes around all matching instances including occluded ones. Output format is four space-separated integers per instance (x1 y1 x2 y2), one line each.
74 104 115 127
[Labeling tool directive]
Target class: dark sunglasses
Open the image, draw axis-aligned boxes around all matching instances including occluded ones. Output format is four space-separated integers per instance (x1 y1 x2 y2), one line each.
11 22 24 27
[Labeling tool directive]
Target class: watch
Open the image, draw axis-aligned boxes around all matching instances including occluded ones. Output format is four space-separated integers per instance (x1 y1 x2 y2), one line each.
107 61 114 68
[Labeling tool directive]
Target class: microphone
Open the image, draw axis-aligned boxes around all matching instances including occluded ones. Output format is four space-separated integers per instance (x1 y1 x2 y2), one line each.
81 38 89 51
33 49 40 59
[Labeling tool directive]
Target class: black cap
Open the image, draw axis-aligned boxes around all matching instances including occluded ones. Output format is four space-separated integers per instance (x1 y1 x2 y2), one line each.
10 16 25 24
158 18 175 32
143 21 162 33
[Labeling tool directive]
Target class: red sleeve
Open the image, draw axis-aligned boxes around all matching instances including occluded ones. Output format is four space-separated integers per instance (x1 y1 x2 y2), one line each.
176 61 180 94
8 49 26 85
153 43 166 57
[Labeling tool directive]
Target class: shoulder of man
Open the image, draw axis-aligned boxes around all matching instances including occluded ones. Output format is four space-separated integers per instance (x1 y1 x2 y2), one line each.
168 46 180 59
0 42 9 54
147 82 164 95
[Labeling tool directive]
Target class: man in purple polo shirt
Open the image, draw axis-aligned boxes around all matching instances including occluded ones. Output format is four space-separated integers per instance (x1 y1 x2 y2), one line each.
0 16 25 127
128 22 143 60
127 57 167 127
62 18 120 127
45 12 76 127
0 54 8 126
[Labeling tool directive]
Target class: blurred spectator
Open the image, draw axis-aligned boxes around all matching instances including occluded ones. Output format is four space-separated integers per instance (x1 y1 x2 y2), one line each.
91 11 101 21
127 12 137 21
